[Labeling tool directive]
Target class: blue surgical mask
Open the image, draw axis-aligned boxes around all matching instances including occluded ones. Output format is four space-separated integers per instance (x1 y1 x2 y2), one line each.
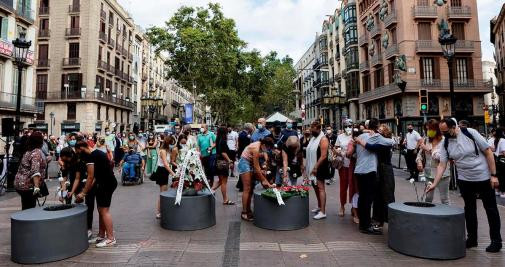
257 124 263 130
169 144 175 149
68 140 76 147
286 123 293 129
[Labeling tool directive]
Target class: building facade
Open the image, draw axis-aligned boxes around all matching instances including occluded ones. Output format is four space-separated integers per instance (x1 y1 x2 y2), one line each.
492 3 505 126
357 0 489 133
0 0 40 133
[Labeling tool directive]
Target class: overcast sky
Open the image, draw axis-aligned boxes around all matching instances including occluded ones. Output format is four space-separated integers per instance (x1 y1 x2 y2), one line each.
119 0 501 62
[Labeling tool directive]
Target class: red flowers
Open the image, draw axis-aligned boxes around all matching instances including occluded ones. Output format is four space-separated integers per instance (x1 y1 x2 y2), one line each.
171 177 205 192
279 185 310 193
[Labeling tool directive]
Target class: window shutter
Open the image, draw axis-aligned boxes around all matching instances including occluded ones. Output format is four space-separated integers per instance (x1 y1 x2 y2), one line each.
434 57 440 79
1 18 8 40
466 57 473 79
419 59 424 79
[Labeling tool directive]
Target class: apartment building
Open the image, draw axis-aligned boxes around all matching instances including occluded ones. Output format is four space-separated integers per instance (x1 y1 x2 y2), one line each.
492 3 505 126
294 41 315 127
357 0 490 132
0 0 40 132
36 0 137 135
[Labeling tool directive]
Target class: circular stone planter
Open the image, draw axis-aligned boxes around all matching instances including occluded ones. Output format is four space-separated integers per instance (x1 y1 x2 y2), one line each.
253 190 309 231
11 204 88 264
160 189 215 231
388 202 465 260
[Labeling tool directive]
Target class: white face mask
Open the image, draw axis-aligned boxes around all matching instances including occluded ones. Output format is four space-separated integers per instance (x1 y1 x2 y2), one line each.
345 127 352 135
200 128 205 133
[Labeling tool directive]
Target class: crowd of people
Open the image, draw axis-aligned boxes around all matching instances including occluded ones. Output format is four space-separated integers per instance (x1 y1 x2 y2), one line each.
9 115 503 252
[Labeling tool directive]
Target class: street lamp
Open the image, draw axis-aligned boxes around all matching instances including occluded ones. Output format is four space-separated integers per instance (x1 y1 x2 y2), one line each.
8 31 31 191
439 22 457 118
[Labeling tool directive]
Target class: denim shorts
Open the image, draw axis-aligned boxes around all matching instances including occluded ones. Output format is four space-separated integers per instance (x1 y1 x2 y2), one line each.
238 157 252 175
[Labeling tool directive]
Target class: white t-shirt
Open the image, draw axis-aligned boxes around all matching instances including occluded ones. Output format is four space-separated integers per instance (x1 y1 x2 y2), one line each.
227 130 238 151
488 137 495 151
495 138 505 156
439 128 491 182
336 133 352 168
406 130 422 150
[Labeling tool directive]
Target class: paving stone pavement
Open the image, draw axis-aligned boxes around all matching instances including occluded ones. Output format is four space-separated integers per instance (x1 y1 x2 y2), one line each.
0 164 504 266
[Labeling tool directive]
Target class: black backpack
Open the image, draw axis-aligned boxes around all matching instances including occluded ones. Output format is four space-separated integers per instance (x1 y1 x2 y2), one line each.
443 127 479 159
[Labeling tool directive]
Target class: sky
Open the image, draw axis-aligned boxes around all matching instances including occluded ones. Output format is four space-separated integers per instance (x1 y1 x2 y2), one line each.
118 0 500 63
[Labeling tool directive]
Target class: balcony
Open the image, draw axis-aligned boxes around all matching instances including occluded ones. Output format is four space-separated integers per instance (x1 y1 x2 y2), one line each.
413 6 438 19
39 6 49 15
0 0 14 14
100 9 106 21
97 60 108 72
107 65 115 75
116 44 122 55
37 58 50 68
359 83 402 104
65 28 81 38
359 60 370 72
447 6 471 20
359 34 369 47
115 69 122 79
44 91 135 110
415 40 442 53
384 44 399 59
108 38 115 49
68 4 80 13
62 57 81 68
455 40 475 53
384 10 397 29
38 29 50 39
122 48 128 59
370 25 381 38
371 53 383 66
0 91 44 113
15 3 34 24
99 32 107 43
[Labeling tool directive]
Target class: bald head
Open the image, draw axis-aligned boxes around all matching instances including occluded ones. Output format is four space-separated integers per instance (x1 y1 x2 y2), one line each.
285 136 300 153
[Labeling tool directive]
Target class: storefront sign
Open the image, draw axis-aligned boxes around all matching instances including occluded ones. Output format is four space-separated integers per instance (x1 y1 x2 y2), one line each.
0 40 13 57
28 123 48 131
95 122 102 132
61 123 80 130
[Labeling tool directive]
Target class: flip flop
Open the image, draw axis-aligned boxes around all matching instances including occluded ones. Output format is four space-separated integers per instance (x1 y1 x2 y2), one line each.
241 212 253 222
223 200 235 205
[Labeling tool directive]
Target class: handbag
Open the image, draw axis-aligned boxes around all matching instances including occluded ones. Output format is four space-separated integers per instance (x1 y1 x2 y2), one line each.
216 159 229 172
38 181 49 197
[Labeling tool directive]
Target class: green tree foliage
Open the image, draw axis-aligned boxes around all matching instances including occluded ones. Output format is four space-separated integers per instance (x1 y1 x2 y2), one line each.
147 3 296 124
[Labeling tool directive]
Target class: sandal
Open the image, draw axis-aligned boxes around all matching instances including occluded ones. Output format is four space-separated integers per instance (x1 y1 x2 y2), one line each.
241 212 253 222
223 200 235 205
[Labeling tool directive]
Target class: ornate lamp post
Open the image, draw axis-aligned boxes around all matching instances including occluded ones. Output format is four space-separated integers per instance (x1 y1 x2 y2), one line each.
438 20 457 118
7 32 32 191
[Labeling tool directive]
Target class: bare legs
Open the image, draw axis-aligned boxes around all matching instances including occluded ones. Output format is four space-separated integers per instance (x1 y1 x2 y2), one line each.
212 175 230 203
97 207 114 240
157 184 168 215
312 180 327 214
241 172 253 214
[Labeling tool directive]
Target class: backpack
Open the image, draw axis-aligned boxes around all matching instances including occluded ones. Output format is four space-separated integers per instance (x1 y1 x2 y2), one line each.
443 127 479 159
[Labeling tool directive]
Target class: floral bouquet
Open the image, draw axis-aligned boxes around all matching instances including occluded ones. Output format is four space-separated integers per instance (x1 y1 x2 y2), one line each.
172 149 212 202
261 185 310 201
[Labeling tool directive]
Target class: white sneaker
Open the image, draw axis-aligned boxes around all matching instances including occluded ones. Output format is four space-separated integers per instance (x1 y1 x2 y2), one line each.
500 193 505 199
311 207 321 213
88 236 106 244
313 212 327 220
87 230 92 239
96 238 116 248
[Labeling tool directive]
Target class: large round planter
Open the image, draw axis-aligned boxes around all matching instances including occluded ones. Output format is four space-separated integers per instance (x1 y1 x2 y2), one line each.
253 190 309 231
388 202 465 260
11 204 88 264
160 189 215 231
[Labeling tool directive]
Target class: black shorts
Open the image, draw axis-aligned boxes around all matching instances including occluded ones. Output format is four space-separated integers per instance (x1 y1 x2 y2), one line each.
228 150 237 162
96 181 117 208
154 167 169 186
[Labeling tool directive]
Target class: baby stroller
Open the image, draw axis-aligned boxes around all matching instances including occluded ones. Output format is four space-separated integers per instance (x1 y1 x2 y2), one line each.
120 147 144 185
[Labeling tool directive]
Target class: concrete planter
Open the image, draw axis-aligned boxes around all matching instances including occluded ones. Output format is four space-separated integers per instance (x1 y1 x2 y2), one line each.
388 202 465 260
160 189 215 231
11 204 88 264
253 190 309 231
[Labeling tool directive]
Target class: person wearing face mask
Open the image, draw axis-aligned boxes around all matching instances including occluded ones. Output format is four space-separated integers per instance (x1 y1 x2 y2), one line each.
325 126 338 185
335 121 355 217
251 118 271 142
306 120 331 220
226 126 239 177
86 134 96 148
403 124 422 181
103 128 116 162
197 124 217 185
279 120 298 146
144 133 158 176
119 144 144 182
427 118 502 253
416 119 450 205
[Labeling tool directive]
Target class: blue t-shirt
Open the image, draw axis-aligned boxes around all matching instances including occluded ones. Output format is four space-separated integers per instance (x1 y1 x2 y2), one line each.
251 128 271 142
123 152 142 164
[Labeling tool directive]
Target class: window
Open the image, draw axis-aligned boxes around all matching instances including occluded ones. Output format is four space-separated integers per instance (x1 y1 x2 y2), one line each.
456 58 468 83
12 67 27 96
96 75 104 91
106 106 109 120
69 43 79 58
451 0 461 7
38 44 48 60
362 73 371 92
390 27 397 44
418 22 432 40
452 22 465 40
374 67 384 88
420 57 440 84
388 60 395 84
70 16 80 29
97 104 101 121
0 16 7 40
36 75 48 99
67 103 76 120
98 46 102 61
40 18 49 30
114 108 117 122
417 0 429 6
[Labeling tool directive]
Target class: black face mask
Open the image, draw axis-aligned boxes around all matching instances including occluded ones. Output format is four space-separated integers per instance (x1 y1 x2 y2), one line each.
408 129 413 133
311 131 320 137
